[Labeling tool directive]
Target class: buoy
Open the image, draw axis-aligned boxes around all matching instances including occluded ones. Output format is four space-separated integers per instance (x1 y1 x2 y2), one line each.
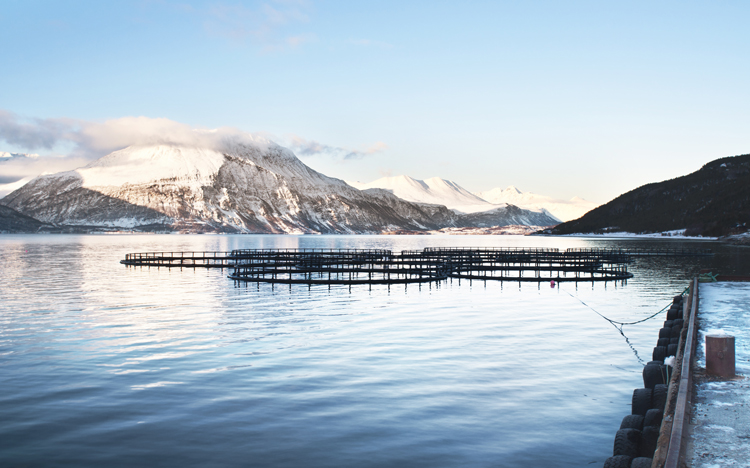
550 280 556 288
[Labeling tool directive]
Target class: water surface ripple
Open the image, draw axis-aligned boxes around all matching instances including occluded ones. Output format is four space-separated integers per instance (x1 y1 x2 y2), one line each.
1 234 744 467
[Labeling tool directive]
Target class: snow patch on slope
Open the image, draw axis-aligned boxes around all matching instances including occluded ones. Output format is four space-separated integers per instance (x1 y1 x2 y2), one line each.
78 145 226 187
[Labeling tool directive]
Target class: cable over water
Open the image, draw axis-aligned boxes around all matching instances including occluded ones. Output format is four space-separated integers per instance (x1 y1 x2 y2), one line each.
559 286 689 365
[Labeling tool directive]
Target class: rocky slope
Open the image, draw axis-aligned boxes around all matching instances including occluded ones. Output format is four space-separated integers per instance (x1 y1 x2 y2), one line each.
2 141 557 233
549 154 750 237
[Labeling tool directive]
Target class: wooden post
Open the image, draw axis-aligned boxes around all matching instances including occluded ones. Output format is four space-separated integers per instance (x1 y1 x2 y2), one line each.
706 334 735 378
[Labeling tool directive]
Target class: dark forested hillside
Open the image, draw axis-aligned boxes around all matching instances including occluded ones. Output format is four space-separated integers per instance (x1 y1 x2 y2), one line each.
551 154 750 237
0 204 50 233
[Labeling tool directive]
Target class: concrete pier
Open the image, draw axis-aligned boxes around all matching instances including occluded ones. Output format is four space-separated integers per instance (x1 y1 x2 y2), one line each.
686 281 750 467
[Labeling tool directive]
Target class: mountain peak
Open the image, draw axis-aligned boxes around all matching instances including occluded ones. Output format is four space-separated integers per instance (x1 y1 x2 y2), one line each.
77 144 226 187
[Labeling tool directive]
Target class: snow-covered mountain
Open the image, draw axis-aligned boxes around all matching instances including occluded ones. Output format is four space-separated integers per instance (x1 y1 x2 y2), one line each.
2 141 557 233
3 142 453 233
474 186 598 222
349 175 492 213
348 175 562 226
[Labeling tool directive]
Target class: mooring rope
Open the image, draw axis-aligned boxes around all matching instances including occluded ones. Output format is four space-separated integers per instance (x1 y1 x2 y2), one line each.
560 286 688 327
559 286 689 365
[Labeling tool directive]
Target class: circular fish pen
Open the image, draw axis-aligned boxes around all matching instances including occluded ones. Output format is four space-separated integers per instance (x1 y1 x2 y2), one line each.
120 247 647 284
229 249 451 285
417 247 634 282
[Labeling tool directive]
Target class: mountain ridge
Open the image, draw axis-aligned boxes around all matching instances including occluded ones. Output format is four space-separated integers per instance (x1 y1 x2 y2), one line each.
549 153 750 237
349 175 494 214
2 142 558 233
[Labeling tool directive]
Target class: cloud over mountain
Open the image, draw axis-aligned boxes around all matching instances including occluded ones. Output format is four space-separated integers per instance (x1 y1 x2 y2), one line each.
0 110 275 158
0 111 381 185
286 135 388 160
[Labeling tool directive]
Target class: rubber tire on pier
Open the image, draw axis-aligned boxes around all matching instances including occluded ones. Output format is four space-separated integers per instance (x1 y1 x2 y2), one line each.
667 343 678 357
643 363 666 389
669 337 679 345
673 319 684 329
652 346 667 362
604 455 633 468
652 384 668 413
631 457 653 468
639 425 660 457
657 338 670 347
663 319 674 328
614 428 641 457
632 388 653 416
667 308 680 320
644 408 663 428
620 414 645 431
658 327 671 339
671 325 682 338
673 295 683 303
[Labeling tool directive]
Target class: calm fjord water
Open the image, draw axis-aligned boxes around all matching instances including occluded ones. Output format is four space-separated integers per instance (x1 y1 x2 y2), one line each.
0 234 745 467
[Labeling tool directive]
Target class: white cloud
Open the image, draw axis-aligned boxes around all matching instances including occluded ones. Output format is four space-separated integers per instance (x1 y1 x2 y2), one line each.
0 111 388 189
284 134 388 160
0 110 73 150
0 111 275 159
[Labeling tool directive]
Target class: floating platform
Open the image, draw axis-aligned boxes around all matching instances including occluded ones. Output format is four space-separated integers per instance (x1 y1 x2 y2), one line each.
118 247 670 284
121 251 236 268
230 249 449 285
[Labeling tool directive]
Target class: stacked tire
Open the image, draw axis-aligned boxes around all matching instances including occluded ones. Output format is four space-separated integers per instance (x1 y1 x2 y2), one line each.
603 295 684 468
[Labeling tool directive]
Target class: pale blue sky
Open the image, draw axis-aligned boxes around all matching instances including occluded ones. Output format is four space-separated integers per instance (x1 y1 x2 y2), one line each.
1 0 749 203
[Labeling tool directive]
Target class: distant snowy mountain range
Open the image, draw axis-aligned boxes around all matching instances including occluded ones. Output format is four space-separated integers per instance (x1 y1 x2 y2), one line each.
350 176 596 222
474 186 597 222
349 175 492 214
1 141 560 233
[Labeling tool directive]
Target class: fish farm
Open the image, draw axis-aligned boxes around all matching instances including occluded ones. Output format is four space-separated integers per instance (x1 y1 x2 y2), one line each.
121 247 712 285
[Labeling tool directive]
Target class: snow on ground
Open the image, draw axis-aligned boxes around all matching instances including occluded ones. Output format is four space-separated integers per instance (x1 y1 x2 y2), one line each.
688 282 750 467
429 225 548 235
380 225 548 236
723 232 750 245
558 230 719 240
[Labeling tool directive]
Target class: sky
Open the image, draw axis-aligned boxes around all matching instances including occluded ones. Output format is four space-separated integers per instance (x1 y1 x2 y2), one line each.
1 0 749 204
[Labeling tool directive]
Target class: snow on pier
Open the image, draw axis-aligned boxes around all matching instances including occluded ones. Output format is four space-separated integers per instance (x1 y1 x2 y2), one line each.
686 281 750 467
